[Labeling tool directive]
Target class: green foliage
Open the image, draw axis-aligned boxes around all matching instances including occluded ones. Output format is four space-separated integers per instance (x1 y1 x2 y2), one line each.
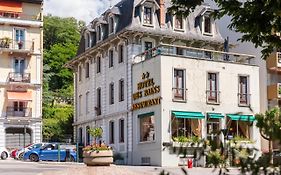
206 150 226 168
42 15 84 142
88 127 103 139
173 136 200 143
169 0 281 59
42 105 73 142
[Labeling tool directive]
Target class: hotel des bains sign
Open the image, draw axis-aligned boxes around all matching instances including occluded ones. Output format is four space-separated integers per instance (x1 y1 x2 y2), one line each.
132 72 161 110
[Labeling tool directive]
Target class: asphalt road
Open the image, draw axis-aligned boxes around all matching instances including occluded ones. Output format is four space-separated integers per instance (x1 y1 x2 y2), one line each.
0 158 82 175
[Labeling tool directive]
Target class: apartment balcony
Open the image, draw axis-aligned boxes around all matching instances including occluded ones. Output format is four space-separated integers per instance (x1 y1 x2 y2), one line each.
172 88 187 102
0 38 35 54
8 72 31 83
267 83 281 100
133 44 255 65
0 12 42 27
6 107 32 118
238 93 251 107
0 12 41 21
266 52 281 72
206 90 220 104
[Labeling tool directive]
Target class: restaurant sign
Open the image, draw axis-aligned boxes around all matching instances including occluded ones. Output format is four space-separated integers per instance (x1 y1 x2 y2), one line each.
132 72 161 110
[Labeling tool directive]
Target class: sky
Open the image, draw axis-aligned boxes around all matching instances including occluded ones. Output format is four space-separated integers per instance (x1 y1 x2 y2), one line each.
43 0 121 24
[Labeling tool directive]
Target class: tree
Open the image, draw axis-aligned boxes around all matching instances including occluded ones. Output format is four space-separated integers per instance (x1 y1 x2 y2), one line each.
256 108 281 164
169 0 281 59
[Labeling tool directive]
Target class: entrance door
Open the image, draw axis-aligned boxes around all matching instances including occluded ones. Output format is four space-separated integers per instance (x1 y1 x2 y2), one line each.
207 118 221 148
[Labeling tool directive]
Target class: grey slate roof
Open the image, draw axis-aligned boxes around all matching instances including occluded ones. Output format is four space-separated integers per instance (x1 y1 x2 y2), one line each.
12 0 43 4
76 0 224 56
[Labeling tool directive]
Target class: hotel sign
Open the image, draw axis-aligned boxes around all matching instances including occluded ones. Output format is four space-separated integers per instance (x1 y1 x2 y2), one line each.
132 72 161 110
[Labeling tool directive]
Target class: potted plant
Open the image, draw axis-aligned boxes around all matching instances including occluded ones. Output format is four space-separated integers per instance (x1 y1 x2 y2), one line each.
17 40 23 49
83 127 113 166
1 37 11 48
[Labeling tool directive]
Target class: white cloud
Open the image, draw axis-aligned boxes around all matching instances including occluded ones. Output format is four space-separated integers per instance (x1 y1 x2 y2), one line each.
43 0 121 23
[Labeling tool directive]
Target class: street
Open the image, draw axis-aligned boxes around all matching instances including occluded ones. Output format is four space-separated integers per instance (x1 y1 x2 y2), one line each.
0 158 242 175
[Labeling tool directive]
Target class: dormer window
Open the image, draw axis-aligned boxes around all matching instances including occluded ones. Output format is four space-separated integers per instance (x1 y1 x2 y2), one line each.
174 16 184 31
202 15 213 36
85 32 91 49
143 6 152 25
97 25 102 41
108 16 115 34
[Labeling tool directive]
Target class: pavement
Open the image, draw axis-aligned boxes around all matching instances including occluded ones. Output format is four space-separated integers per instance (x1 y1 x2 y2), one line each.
0 158 242 175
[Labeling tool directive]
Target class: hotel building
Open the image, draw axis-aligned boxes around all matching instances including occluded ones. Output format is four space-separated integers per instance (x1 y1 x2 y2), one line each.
0 0 43 149
67 0 261 166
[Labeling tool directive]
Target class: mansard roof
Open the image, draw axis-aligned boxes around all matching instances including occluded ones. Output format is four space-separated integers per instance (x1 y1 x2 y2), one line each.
76 0 223 57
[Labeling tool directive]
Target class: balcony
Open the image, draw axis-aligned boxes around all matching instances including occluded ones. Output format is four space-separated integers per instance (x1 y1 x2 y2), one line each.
0 38 34 53
0 12 41 21
133 44 255 65
172 87 186 102
8 72 31 83
266 52 281 72
238 93 251 106
206 90 220 104
6 107 32 118
267 83 281 100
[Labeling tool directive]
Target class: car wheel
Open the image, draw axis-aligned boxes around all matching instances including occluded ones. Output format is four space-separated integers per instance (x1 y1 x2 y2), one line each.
29 154 39 162
1 151 8 160
18 153 24 160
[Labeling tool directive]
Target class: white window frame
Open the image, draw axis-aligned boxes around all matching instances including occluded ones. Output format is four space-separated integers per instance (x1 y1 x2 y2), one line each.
202 15 213 36
172 68 186 102
238 75 250 106
108 15 115 35
206 72 220 104
173 15 185 32
141 3 155 27
13 27 26 49
96 24 102 42
138 113 156 143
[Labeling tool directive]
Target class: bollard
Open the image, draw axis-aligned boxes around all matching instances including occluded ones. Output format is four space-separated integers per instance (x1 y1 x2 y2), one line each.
76 142 79 163
58 144 60 162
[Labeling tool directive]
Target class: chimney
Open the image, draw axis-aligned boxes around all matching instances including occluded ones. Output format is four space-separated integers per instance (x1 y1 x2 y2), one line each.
159 0 165 27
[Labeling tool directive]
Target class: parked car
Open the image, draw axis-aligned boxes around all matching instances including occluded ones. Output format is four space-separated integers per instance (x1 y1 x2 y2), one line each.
16 143 47 160
0 147 9 160
23 143 77 162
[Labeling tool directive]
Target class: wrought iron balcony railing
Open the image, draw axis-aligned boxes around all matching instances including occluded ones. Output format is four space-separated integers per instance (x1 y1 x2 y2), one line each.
6 107 32 117
8 72 31 83
0 39 35 52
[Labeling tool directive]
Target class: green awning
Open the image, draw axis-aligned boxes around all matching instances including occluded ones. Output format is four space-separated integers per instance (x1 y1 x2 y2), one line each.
208 113 224 119
172 111 205 119
227 114 255 122
138 112 154 118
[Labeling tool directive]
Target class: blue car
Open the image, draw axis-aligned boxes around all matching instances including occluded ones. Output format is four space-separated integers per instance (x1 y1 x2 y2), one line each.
23 143 77 162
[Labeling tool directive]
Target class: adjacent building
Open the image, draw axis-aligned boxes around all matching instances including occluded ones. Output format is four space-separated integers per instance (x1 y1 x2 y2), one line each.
67 0 261 166
0 0 43 149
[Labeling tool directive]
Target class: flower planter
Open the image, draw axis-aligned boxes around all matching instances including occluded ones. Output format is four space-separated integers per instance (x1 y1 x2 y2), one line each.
83 150 113 166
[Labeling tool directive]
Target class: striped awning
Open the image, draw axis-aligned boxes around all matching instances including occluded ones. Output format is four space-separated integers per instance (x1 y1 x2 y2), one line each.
0 1 22 13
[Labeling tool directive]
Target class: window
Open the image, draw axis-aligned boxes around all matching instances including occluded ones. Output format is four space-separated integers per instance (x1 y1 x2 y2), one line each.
109 17 114 34
144 41 153 59
228 120 251 139
86 126 90 145
14 28 25 49
109 121 115 144
85 62 90 78
239 76 249 106
79 95 82 116
97 25 102 41
143 7 152 25
109 49 114 68
14 58 25 74
207 73 219 103
96 88 101 115
13 101 25 112
203 16 212 35
96 56 101 73
85 32 91 49
119 79 124 102
171 117 201 139
86 92 90 114
78 65 82 81
118 45 124 63
109 83 114 105
139 113 155 142
119 119 125 143
174 16 183 30
79 127 83 145
173 69 185 101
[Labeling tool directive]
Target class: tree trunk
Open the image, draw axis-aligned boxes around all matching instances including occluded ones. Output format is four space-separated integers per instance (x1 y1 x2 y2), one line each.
269 139 273 165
